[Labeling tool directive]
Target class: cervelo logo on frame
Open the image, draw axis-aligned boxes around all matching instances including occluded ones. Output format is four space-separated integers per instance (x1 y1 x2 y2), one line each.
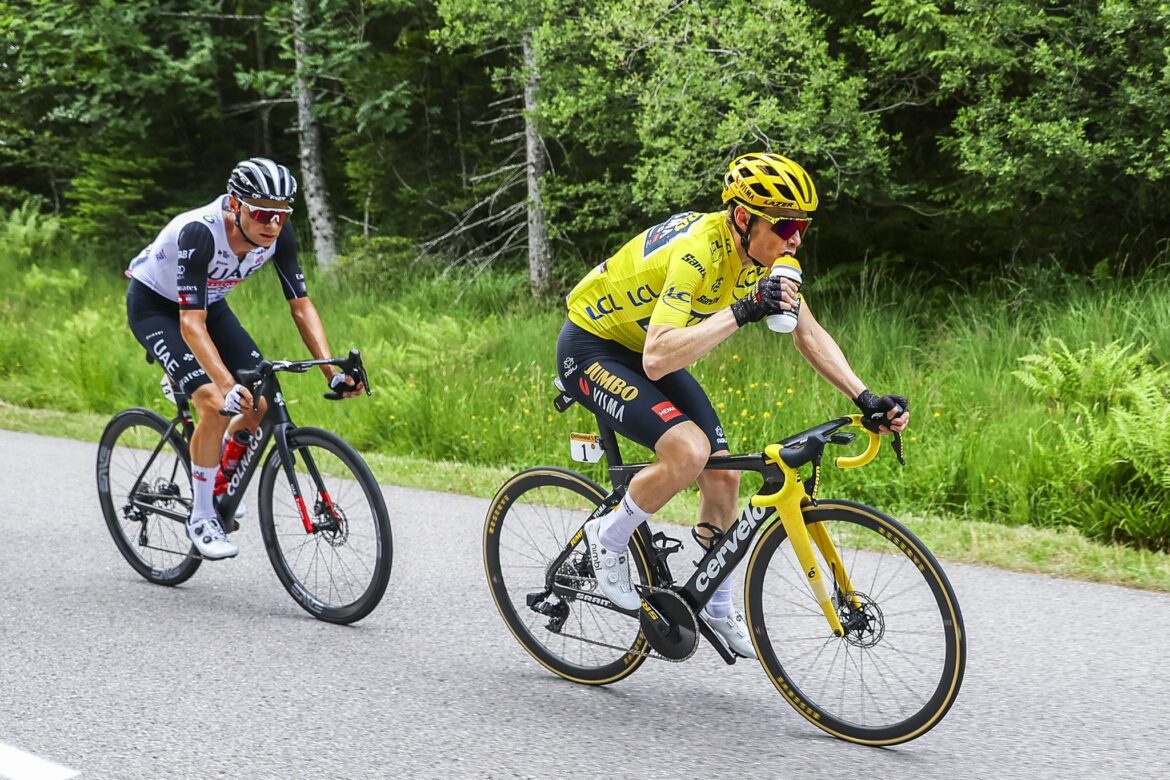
652 401 682 422
695 503 768 593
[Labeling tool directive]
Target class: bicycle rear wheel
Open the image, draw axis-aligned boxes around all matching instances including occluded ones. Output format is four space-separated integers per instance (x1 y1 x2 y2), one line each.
484 467 653 685
745 499 965 745
96 407 201 585
257 427 392 624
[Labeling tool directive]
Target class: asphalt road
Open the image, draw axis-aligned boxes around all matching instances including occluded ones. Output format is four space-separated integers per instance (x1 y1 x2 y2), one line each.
1 429 1168 779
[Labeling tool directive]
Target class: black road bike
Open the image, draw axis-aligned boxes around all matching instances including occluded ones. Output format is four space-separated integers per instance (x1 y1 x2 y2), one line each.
484 379 965 746
96 350 392 624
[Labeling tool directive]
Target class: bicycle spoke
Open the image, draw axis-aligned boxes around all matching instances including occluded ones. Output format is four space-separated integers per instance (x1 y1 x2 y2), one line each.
488 476 648 679
266 439 384 612
754 512 959 736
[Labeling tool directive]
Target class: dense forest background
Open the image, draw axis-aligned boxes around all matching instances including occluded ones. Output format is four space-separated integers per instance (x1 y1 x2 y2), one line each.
4 1 1170 550
4 0 1169 288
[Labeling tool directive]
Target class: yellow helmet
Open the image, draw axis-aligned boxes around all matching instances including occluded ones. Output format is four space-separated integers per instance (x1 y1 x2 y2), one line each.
721 152 818 212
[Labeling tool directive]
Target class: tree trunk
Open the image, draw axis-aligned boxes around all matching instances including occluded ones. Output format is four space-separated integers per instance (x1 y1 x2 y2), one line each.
292 0 339 270
522 30 552 297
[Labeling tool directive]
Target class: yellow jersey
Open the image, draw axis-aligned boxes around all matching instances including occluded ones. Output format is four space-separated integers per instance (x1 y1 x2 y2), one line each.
566 211 767 352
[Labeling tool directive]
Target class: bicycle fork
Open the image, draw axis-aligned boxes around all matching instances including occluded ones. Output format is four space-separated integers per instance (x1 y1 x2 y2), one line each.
272 428 338 534
754 444 859 638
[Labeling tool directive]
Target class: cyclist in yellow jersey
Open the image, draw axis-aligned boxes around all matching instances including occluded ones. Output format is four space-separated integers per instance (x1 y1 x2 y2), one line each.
557 152 910 658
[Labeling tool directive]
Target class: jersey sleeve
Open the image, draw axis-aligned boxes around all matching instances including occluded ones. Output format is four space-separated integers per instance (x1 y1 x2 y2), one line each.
176 222 216 310
648 248 712 330
269 223 308 300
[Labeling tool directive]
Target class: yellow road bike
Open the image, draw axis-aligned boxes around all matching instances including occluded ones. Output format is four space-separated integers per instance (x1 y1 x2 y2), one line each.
483 382 965 746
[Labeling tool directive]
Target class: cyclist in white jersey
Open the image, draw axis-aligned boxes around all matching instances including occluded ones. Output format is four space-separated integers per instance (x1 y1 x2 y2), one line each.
126 157 363 559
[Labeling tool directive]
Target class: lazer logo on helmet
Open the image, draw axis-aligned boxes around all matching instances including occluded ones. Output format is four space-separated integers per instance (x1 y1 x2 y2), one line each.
695 504 769 593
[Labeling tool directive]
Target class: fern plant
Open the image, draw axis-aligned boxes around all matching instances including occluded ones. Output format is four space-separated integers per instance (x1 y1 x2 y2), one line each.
1015 339 1170 548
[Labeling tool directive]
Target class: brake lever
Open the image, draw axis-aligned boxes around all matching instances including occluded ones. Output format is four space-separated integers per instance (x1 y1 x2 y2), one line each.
323 349 369 400
891 431 906 466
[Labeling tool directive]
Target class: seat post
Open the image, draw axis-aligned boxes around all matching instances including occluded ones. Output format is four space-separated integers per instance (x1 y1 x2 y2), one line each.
597 421 625 489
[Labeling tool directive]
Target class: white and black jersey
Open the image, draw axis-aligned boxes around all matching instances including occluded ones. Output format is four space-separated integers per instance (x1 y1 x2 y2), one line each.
126 196 307 310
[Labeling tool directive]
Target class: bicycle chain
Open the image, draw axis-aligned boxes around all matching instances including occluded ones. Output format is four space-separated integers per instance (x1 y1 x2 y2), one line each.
548 573 698 664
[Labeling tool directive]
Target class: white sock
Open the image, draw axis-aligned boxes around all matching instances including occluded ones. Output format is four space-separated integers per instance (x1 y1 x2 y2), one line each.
598 491 651 551
191 464 216 521
706 576 734 619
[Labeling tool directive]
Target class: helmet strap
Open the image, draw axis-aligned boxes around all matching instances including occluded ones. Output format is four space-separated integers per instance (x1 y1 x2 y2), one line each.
730 205 767 268
232 207 264 248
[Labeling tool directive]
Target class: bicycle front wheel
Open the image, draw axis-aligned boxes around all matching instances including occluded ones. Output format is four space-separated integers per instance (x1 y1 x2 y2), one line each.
96 407 201 585
745 499 965 746
257 427 392 624
484 468 654 685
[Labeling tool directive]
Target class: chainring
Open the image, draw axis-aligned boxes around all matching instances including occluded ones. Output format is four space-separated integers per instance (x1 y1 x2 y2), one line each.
636 586 699 662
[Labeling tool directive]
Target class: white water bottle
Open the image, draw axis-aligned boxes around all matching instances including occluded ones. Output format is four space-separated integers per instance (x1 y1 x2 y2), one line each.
766 260 802 333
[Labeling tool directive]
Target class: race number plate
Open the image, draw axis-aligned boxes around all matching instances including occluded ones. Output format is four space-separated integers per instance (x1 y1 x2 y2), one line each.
569 432 604 463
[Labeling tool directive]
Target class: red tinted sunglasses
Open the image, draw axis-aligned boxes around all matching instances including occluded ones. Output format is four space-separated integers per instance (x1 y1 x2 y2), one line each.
239 200 293 225
770 217 812 240
739 202 812 240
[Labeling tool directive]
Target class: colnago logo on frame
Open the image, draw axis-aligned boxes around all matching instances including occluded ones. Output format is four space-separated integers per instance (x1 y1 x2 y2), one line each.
695 504 768 593
226 428 265 497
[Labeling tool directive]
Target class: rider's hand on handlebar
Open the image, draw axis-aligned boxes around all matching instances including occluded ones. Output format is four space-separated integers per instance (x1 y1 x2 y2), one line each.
328 371 365 399
853 389 910 434
220 383 253 415
730 274 800 327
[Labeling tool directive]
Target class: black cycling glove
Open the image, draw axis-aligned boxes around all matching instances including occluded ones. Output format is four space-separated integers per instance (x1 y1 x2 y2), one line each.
329 373 357 393
730 274 790 327
853 389 909 433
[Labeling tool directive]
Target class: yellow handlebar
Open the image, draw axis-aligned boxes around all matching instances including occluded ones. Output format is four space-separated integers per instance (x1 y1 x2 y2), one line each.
834 414 882 469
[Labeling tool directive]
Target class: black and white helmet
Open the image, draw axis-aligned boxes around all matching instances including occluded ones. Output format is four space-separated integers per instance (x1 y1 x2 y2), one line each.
227 157 298 202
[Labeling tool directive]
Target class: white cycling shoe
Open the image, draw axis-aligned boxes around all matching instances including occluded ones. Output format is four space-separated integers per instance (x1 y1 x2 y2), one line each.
187 515 239 560
700 608 756 659
583 518 641 611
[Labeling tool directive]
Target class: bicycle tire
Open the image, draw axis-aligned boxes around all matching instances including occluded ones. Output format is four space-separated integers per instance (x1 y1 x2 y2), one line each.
257 426 392 624
484 467 654 685
96 407 201 586
744 499 965 746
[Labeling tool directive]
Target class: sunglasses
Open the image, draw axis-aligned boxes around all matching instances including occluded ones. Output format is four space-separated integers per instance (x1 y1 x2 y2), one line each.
238 199 293 225
738 203 812 240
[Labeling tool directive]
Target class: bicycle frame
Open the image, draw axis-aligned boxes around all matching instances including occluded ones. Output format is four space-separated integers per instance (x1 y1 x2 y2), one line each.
546 415 883 643
128 362 356 538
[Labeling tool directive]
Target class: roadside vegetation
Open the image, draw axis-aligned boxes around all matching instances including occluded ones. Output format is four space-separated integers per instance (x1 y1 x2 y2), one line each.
3 205 1169 588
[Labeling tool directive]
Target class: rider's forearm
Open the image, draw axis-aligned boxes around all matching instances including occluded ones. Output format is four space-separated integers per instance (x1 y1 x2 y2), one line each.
642 309 739 380
791 311 866 399
179 312 236 390
289 298 338 380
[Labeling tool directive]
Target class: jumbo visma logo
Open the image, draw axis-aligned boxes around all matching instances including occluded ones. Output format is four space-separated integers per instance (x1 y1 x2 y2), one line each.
583 361 639 423
583 362 639 401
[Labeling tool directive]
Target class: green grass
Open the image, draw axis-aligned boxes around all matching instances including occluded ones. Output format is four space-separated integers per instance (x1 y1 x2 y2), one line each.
2 202 1170 569
3 400 1169 592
